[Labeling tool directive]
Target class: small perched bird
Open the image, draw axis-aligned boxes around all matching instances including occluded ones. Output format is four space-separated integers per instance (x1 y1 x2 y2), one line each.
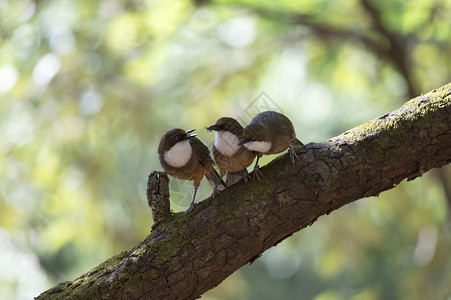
238 111 303 179
207 117 256 186
158 128 225 212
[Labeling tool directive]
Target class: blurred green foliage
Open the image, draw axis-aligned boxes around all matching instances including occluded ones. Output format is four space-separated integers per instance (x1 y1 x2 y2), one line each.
0 0 450 299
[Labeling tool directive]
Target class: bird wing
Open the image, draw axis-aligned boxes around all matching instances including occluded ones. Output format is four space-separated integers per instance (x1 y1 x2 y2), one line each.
190 137 215 167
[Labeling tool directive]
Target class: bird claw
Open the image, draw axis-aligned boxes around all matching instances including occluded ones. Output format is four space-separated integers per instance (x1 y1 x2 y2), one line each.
252 165 263 181
243 171 250 183
184 202 195 214
211 187 221 198
289 147 300 166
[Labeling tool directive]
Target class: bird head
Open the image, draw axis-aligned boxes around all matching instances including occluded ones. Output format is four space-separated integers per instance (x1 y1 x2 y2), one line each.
158 128 197 154
238 124 263 145
238 124 272 153
206 117 243 135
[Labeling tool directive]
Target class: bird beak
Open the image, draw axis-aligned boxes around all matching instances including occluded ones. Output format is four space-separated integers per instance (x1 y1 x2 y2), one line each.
238 137 248 145
185 129 197 138
206 124 220 132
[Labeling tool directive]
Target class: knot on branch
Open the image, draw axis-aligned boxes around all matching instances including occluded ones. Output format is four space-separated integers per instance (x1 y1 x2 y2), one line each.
147 171 172 227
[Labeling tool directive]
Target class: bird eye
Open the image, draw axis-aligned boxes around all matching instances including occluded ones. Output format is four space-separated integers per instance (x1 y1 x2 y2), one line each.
174 134 182 142
223 124 230 130
251 134 258 141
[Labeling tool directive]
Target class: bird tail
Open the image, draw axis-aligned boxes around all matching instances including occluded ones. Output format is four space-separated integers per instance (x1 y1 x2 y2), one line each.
226 169 249 187
205 169 226 192
291 138 304 148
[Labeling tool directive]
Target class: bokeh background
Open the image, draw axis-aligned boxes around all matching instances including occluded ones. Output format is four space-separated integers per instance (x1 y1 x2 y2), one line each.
1 0 451 299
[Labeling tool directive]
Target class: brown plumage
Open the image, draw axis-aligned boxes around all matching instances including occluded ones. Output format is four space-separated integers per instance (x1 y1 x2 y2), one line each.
207 117 255 186
238 111 303 179
158 128 225 211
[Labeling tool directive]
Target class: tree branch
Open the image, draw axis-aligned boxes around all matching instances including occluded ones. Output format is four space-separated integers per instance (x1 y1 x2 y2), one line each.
36 84 451 300
358 0 418 98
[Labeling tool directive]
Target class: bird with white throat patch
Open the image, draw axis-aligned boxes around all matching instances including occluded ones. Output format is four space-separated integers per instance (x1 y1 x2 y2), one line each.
158 128 225 212
207 117 256 186
238 111 304 180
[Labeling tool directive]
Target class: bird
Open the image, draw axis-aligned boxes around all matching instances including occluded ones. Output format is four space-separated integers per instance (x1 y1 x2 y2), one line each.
158 128 225 212
238 111 303 179
206 117 256 186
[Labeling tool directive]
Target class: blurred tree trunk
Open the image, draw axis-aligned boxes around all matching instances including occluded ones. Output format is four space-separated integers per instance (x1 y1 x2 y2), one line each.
36 84 451 300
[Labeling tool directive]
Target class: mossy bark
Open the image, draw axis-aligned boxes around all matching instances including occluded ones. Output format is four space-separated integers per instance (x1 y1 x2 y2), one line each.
36 83 451 300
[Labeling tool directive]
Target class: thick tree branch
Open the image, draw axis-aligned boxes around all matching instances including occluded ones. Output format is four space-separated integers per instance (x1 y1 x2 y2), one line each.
37 84 451 300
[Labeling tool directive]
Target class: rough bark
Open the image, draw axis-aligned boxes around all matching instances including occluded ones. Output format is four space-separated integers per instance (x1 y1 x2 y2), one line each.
37 83 451 300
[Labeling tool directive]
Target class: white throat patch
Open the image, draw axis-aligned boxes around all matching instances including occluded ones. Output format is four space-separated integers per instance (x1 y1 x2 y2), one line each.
243 141 272 153
164 140 192 167
214 131 240 156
